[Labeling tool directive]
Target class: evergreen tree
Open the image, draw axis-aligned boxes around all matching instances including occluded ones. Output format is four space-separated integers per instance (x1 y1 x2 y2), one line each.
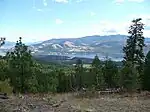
6 37 33 93
91 55 103 89
123 18 145 74
0 37 5 47
0 60 8 81
28 62 58 93
0 37 7 81
123 18 145 91
120 61 138 92
102 59 118 88
57 69 72 92
75 59 83 73
75 59 84 90
143 51 150 90
92 55 101 68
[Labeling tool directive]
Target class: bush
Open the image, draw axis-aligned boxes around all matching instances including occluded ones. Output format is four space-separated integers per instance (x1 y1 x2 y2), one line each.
0 79 13 94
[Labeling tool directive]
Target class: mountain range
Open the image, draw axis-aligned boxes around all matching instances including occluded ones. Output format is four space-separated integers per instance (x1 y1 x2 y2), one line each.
1 34 150 61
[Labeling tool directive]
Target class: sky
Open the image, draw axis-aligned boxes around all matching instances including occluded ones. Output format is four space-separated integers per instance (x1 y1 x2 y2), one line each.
0 0 150 43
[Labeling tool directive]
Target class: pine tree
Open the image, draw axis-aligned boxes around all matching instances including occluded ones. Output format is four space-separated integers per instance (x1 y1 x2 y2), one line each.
143 51 150 90
102 59 118 88
91 55 103 88
0 37 6 81
92 55 101 68
75 59 83 73
6 37 33 93
0 59 8 81
0 37 5 47
123 18 145 74
120 61 138 92
123 18 145 91
75 59 84 90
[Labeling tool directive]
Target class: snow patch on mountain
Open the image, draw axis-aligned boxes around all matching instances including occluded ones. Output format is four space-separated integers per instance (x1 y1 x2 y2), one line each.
52 44 63 49
64 41 76 48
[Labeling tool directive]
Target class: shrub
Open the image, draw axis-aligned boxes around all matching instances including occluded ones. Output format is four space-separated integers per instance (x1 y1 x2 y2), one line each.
0 79 13 94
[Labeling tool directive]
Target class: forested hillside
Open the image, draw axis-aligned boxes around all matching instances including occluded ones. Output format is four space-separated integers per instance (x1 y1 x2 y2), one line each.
1 18 150 94
0 18 150 112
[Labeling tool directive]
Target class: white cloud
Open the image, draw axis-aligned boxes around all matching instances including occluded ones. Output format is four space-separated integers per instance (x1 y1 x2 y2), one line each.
95 19 150 37
43 0 48 6
90 12 96 16
113 0 125 4
34 8 51 12
32 0 51 12
55 19 64 24
54 0 69 3
129 14 150 27
90 20 131 36
2 18 150 43
32 0 49 12
128 0 144 3
123 14 150 37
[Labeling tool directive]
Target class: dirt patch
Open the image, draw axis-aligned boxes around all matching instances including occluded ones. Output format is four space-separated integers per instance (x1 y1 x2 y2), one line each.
0 92 150 112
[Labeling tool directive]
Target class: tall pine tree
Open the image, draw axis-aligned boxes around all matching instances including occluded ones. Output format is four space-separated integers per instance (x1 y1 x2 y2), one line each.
123 18 145 74
123 18 145 91
6 37 33 93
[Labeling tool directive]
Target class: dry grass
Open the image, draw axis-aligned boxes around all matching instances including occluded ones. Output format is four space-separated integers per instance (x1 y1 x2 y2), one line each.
0 92 150 112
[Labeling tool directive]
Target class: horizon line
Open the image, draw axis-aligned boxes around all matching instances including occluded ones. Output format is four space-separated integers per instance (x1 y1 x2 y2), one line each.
3 34 150 43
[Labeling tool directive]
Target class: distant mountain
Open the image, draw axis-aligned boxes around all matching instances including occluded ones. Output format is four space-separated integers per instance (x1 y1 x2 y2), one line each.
0 41 42 49
31 34 150 60
0 41 15 49
26 41 44 45
1 35 150 60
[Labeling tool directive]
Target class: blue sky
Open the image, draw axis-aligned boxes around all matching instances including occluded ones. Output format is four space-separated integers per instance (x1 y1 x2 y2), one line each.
0 0 150 42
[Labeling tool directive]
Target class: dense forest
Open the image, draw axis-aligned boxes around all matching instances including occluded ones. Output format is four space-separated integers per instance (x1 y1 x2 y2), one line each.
0 18 150 94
